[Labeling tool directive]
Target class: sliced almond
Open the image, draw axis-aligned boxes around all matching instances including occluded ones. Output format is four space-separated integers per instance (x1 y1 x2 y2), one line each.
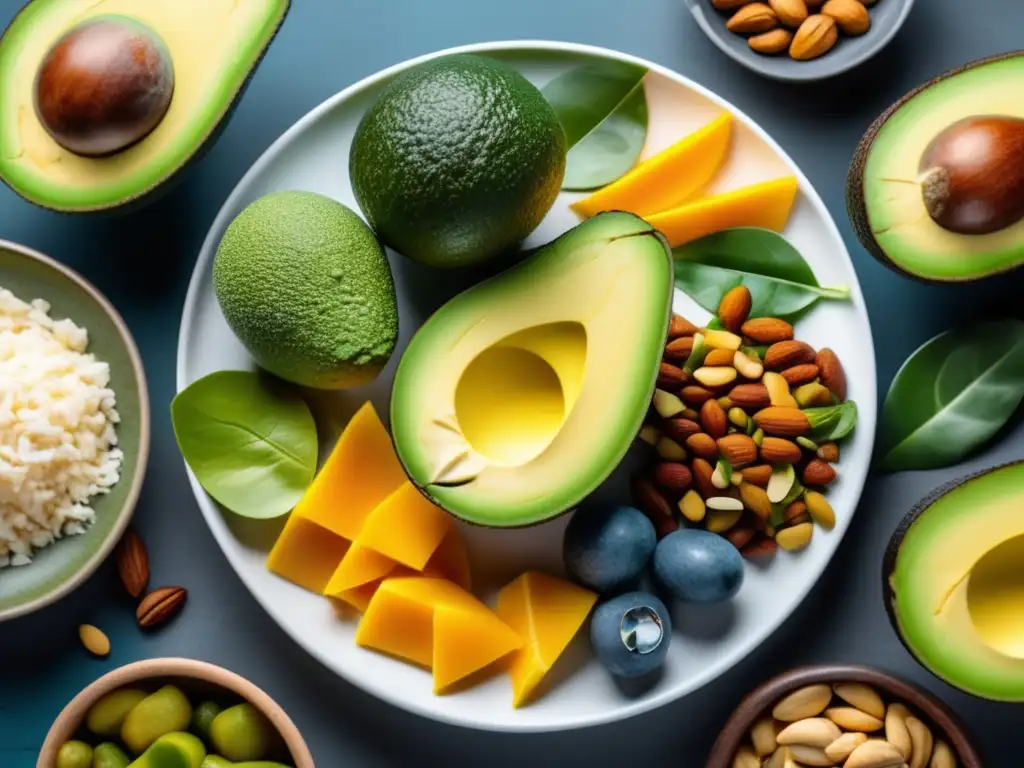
639 425 661 446
763 372 797 407
679 490 706 523
751 716 778 756
776 522 813 552
772 684 831 721
703 328 744 350
79 624 110 657
653 389 686 418
776 717 841 748
885 704 913 759
825 732 868 762
846 740 906 768
656 437 688 462
832 682 885 719
907 716 934 768
695 365 738 388
767 463 796 503
826 706 884 732
733 349 765 379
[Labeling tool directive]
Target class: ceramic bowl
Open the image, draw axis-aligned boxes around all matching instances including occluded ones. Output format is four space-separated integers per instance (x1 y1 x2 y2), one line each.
37 658 315 767
705 664 983 767
683 0 916 82
0 240 150 621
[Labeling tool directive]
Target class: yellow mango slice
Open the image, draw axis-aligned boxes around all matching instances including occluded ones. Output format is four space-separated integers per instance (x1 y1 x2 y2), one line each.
356 482 452 570
332 580 382 612
292 402 406 540
496 571 598 707
421 526 472 590
646 176 799 247
571 113 733 218
356 577 522 694
322 542 397 596
266 514 350 594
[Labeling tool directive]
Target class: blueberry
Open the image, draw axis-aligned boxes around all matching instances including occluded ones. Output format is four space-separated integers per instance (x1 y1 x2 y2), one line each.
653 529 744 603
590 591 671 678
563 505 656 593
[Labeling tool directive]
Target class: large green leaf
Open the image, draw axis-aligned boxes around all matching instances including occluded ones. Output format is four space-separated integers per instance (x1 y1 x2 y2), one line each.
673 228 850 319
542 60 648 191
879 319 1024 472
171 370 318 518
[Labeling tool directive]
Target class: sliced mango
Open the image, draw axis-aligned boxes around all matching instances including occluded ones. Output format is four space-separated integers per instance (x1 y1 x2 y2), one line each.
356 482 452 570
333 578 388 612
421 526 472 590
292 402 406 540
646 176 799 247
266 514 350 594
356 577 522 694
496 571 598 707
571 113 733 218
323 542 397 596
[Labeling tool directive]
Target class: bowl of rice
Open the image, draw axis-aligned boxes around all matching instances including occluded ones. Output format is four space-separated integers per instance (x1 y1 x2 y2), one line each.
0 239 149 622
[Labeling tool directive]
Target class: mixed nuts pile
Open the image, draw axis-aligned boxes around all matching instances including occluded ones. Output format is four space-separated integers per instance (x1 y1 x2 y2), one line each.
713 0 879 61
734 681 958 767
633 285 856 558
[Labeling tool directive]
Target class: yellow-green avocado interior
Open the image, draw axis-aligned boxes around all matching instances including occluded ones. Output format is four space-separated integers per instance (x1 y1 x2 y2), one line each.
0 0 289 211
889 461 1024 701
390 212 674 527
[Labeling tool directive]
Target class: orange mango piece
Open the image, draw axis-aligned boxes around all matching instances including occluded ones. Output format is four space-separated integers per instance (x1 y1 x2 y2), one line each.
571 112 733 218
266 514 350 594
356 577 522 694
496 572 598 707
356 482 452 570
292 401 406 540
646 176 799 247
322 542 397 596
421 526 472 590
332 579 383 612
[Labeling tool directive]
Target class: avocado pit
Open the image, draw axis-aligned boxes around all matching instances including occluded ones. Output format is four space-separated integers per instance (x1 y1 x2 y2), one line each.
34 16 174 157
919 116 1024 235
966 533 1024 659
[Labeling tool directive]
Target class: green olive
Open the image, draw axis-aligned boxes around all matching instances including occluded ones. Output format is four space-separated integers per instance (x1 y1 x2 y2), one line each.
92 742 131 768
120 685 193 754
192 700 222 739
233 763 294 768
86 688 148 737
209 703 272 762
56 740 93 768
129 732 206 768
201 757 233 768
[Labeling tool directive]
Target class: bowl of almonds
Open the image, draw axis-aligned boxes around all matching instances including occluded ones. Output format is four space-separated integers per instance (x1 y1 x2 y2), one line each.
683 0 916 81
705 665 982 768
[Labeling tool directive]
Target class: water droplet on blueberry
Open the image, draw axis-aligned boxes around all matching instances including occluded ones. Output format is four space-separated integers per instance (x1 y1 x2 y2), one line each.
620 606 663 655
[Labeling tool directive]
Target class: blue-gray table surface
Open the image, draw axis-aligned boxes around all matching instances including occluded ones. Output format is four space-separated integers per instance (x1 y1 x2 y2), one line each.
1 1 1022 765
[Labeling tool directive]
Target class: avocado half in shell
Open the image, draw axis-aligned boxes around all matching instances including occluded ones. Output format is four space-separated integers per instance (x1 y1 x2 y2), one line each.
848 52 1024 282
390 212 674 528
883 460 1024 701
0 0 291 212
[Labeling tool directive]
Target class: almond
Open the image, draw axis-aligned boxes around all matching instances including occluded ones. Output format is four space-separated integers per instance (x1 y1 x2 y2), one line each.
79 624 110 657
821 0 870 35
654 462 693 491
662 417 702 443
656 436 687 462
700 399 729 439
845 740 905 768
824 733 868 763
740 481 773 519
790 14 838 60
805 490 836 529
763 371 797 407
765 340 816 370
803 458 837 486
726 525 756 550
780 364 819 387
717 285 753 333
694 366 738 388
742 464 773 487
906 717 934 768
703 328 743 350
825 707 884 733
687 432 720 462
754 407 810 437
742 535 778 558
816 347 847 401
681 385 714 407
741 317 793 343
632 475 674 521
769 0 808 28
663 336 695 363
748 28 794 54
115 528 150 599
137 586 188 630
733 349 765 379
794 381 833 408
817 442 840 462
777 717 842 748
658 362 685 389
760 436 803 464
727 2 778 34
713 0 755 8
669 313 698 338
730 383 771 409
785 499 809 523
704 348 736 367
679 490 706 522
691 458 718 497
776 522 814 551
717 434 758 466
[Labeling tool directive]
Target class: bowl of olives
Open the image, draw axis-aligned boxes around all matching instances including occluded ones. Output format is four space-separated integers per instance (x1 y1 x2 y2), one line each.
38 658 314 768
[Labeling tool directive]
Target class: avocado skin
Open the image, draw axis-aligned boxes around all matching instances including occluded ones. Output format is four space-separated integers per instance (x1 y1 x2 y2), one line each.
846 51 1024 284
350 53 566 268
0 0 291 214
213 191 398 390
881 458 1024 692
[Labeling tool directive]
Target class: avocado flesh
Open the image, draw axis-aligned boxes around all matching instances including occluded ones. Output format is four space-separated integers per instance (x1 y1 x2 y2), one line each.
0 0 289 211
391 212 673 527
888 461 1024 701
854 54 1024 281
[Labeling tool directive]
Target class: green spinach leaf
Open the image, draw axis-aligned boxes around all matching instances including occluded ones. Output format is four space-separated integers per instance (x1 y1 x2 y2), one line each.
172 370 318 519
806 401 858 443
542 61 648 191
673 228 850 320
879 319 1024 472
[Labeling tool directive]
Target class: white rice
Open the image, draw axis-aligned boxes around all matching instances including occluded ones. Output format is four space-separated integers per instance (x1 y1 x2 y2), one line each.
0 287 123 568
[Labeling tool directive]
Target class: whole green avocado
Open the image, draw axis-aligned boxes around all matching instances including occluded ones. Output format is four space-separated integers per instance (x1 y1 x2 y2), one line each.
350 53 566 268
213 191 398 389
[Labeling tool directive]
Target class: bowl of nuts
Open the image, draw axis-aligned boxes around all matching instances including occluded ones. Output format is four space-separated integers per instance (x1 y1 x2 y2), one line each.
683 0 916 81
705 664 982 767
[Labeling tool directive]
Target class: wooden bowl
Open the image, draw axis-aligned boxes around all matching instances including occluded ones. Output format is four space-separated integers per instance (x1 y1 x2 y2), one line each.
705 664 982 767
37 658 314 767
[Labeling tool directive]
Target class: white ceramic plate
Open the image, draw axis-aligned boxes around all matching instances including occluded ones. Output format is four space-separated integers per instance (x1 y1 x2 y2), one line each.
177 41 877 732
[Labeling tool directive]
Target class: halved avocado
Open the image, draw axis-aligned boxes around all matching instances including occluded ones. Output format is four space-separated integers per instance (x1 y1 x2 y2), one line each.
390 212 674 528
883 461 1024 701
848 52 1024 283
0 0 290 212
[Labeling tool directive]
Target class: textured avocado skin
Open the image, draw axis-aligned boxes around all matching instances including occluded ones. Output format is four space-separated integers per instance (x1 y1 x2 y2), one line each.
846 51 1024 284
213 190 398 389
350 53 567 268
881 459 1024 690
